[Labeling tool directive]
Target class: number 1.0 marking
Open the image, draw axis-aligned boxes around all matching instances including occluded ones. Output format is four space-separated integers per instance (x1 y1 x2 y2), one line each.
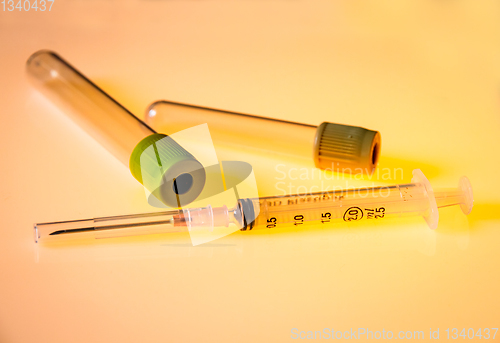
294 214 304 226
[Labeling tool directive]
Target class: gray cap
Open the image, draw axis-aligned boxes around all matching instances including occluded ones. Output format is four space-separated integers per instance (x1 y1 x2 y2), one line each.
313 122 381 175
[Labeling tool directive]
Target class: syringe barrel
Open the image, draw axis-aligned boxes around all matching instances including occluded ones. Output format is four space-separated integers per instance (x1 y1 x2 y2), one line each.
239 183 430 230
26 51 206 207
26 50 154 166
146 101 381 174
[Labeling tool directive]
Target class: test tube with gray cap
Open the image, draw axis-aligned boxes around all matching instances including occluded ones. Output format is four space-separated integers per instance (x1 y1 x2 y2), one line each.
146 101 381 174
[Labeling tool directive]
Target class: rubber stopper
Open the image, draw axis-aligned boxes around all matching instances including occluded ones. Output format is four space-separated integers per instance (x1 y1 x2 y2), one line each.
129 134 206 208
313 122 381 175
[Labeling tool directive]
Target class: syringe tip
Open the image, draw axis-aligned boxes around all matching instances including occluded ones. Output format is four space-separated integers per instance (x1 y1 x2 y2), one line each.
172 213 189 227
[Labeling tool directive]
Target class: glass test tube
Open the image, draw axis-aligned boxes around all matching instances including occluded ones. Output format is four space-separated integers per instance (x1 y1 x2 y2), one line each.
146 100 382 174
26 51 206 207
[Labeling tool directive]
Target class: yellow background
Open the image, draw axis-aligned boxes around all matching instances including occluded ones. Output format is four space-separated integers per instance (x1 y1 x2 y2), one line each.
1 1 499 342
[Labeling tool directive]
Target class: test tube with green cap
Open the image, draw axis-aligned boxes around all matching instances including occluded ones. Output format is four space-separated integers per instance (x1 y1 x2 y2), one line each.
146 101 381 174
26 51 205 207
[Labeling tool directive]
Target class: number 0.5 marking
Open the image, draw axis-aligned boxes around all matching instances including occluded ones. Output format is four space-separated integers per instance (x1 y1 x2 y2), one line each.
266 217 277 229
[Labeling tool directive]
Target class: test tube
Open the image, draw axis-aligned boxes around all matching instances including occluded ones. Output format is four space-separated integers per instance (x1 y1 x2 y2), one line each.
146 100 381 174
35 169 473 242
26 51 206 207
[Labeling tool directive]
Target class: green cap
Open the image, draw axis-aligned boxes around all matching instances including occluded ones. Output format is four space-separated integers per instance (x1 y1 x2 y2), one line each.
313 122 381 175
129 133 206 207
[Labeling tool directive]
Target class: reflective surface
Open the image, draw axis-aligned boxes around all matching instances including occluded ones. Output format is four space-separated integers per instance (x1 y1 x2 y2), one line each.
1 1 500 342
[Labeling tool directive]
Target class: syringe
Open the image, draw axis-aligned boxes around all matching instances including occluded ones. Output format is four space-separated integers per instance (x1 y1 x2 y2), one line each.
34 170 473 243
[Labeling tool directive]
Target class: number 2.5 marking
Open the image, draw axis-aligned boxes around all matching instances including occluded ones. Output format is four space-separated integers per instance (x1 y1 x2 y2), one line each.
365 207 385 219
